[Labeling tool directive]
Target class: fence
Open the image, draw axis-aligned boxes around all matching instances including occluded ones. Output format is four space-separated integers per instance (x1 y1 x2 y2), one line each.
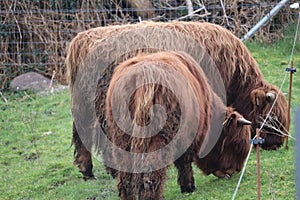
0 0 298 90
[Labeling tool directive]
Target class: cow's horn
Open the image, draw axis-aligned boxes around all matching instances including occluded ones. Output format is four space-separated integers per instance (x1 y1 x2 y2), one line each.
237 118 252 126
266 92 276 102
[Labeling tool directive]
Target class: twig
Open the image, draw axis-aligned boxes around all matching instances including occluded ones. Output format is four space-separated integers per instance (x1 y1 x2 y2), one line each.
23 91 34 101
219 0 230 27
0 91 8 103
272 117 293 139
257 116 293 139
21 110 42 166
176 7 209 20
49 70 56 93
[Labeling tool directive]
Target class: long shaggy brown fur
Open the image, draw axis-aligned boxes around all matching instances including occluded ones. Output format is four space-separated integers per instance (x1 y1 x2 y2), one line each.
105 51 251 199
195 107 251 178
66 21 288 151
65 21 287 180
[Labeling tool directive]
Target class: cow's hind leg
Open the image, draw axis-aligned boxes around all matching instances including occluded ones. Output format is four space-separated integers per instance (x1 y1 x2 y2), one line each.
72 122 95 180
117 172 136 200
138 169 166 200
174 153 195 193
105 166 118 179
101 140 118 178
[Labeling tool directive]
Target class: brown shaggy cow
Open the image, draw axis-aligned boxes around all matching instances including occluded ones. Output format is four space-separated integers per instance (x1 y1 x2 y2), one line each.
104 51 251 199
66 21 288 180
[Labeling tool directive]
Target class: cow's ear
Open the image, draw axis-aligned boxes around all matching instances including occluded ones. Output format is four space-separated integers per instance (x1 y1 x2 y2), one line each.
223 113 235 127
223 113 252 128
251 89 265 107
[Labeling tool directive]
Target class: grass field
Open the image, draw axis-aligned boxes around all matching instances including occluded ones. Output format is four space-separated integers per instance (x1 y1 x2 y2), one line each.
0 24 299 200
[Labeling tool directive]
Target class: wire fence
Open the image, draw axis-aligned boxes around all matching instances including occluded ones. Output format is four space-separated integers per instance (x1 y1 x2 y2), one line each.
0 0 298 90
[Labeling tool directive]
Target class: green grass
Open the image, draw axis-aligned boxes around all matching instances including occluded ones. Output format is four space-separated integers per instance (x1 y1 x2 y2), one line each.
1 24 299 199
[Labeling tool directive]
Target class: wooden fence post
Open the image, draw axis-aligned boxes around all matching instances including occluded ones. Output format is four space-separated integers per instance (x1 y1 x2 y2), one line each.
256 128 261 200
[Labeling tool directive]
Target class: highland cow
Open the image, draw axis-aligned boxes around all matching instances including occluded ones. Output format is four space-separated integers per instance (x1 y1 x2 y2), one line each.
66 21 288 180
104 51 251 199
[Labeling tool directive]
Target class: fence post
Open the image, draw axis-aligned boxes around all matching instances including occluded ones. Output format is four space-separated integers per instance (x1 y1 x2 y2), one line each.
256 129 261 200
287 61 296 148
241 0 290 41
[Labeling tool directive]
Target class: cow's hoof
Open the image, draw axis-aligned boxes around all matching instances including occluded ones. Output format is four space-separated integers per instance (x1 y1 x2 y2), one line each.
223 174 231 179
83 175 97 181
80 170 96 181
213 170 232 179
180 184 195 193
106 167 118 179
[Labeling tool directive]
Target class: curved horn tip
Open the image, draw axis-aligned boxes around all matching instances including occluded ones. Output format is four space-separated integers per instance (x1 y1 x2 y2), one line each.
266 92 276 101
237 118 252 126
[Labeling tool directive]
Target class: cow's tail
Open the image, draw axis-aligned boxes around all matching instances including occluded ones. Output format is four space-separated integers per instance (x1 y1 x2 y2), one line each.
106 51 203 159
129 65 175 199
129 65 172 154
